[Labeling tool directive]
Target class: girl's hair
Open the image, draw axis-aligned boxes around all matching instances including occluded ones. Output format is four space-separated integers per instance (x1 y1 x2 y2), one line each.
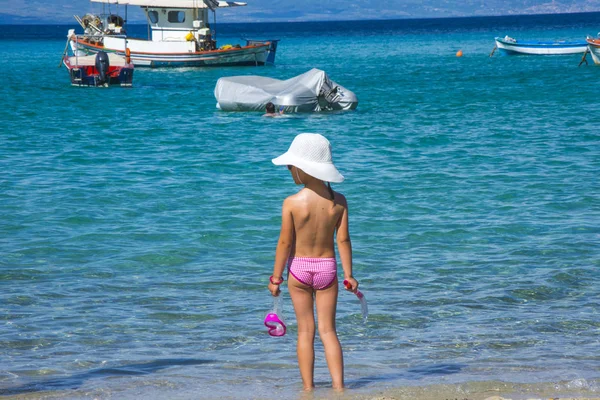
327 182 335 202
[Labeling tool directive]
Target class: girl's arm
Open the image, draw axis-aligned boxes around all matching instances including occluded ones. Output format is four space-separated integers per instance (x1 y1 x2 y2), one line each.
336 196 357 291
269 198 294 296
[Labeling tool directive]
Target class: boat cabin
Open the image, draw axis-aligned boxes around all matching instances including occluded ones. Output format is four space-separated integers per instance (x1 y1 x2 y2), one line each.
87 0 247 51
144 7 212 43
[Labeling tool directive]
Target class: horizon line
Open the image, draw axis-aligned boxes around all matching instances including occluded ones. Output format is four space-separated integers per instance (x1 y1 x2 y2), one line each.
1 10 600 25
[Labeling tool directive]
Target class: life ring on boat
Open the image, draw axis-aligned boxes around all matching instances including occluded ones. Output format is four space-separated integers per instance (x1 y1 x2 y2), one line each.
125 48 131 64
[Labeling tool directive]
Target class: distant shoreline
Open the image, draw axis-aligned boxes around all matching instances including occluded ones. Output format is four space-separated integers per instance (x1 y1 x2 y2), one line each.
1 10 600 26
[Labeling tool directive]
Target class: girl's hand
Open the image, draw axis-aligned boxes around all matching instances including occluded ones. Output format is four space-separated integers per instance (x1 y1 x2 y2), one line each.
268 282 281 296
343 277 358 293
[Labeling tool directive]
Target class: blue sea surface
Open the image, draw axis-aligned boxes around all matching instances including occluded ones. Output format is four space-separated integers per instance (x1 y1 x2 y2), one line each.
1 13 599 399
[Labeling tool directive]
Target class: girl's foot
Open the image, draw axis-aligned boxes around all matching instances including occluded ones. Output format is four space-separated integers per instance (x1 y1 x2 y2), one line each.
332 382 344 392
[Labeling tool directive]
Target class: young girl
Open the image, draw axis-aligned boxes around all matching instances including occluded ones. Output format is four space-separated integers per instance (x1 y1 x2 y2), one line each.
268 133 359 391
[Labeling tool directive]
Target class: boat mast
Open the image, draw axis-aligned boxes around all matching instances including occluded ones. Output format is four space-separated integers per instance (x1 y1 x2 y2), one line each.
143 7 150 40
213 9 217 40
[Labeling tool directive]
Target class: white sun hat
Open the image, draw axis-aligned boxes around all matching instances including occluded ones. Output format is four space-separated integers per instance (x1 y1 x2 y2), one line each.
272 133 344 183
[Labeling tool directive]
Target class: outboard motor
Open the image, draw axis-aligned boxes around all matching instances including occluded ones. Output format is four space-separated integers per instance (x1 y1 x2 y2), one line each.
318 77 341 110
318 75 358 111
95 51 110 86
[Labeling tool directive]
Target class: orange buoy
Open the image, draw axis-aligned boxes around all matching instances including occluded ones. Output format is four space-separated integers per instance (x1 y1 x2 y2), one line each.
456 49 463 57
125 47 131 64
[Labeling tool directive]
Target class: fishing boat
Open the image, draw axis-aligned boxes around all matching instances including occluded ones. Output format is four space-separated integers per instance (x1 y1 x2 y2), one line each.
68 0 278 68
63 49 134 87
494 35 588 55
585 36 600 64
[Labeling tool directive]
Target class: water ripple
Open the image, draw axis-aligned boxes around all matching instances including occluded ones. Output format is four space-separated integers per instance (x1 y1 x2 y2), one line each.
1 19 600 399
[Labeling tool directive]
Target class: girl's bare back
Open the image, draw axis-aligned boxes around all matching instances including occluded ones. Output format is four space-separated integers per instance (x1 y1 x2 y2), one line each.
286 188 347 258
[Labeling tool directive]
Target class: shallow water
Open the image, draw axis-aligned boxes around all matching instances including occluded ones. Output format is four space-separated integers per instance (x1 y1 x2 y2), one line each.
1 13 599 399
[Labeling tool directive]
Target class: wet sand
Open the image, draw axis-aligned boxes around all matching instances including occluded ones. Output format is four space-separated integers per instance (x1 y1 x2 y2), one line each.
351 380 600 400
1 381 599 400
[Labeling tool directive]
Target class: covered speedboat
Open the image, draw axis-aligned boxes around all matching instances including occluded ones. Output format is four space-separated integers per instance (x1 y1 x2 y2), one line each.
214 69 358 112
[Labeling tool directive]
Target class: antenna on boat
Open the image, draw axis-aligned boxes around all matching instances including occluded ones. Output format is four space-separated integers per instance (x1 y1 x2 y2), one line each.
213 9 217 41
203 0 219 41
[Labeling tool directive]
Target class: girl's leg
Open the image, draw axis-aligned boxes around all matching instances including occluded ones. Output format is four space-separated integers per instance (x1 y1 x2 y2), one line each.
315 279 344 389
288 274 316 391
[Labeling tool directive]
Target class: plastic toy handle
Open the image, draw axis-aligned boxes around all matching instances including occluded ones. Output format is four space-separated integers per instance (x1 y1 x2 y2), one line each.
343 279 363 298
272 294 281 314
343 280 368 322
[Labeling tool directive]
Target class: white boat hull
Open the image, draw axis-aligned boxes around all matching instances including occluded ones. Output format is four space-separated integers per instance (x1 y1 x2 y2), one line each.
586 39 600 65
70 35 274 68
495 38 587 55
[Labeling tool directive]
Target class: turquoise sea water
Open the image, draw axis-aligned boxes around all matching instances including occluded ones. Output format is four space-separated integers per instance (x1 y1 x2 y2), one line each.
1 13 600 399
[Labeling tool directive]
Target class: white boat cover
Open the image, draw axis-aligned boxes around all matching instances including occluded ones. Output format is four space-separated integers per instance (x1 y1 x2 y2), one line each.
90 0 246 8
214 69 358 112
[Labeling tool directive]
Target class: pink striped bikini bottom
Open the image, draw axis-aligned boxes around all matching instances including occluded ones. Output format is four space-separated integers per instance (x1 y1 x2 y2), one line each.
288 257 337 290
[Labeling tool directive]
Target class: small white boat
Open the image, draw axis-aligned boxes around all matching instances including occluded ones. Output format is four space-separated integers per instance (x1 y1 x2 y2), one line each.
63 50 134 87
494 35 588 55
68 0 278 68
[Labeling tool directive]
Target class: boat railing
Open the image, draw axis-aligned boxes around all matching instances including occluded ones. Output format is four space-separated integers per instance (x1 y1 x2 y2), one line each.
245 39 280 48
71 33 128 44
66 32 130 68
70 32 128 50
